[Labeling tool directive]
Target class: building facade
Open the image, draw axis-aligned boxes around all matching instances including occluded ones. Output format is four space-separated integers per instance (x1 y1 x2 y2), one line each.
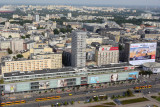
95 45 119 66
71 31 86 67
1 57 62 74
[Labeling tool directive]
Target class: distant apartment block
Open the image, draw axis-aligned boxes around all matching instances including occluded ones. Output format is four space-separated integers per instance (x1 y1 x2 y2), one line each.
1 56 62 74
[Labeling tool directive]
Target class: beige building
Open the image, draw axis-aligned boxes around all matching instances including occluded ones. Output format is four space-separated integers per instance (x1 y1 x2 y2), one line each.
1 56 62 74
11 39 24 53
95 45 119 66
0 41 11 50
0 31 20 38
22 47 53 59
0 51 8 63
86 38 103 44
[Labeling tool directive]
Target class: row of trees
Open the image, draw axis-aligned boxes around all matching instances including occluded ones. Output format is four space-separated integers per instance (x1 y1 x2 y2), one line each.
53 27 73 34
110 16 160 26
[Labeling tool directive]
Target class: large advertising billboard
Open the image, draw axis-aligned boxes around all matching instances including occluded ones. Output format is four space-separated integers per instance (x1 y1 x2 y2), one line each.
5 84 16 93
128 72 138 79
129 43 157 65
111 74 118 82
17 83 30 92
39 81 50 89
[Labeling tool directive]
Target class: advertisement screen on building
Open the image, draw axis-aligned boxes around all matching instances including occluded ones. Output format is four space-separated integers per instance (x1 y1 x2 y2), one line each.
57 78 76 87
101 47 119 51
5 84 16 92
39 81 50 89
129 43 157 65
90 77 99 83
57 79 67 87
111 74 118 82
128 72 138 79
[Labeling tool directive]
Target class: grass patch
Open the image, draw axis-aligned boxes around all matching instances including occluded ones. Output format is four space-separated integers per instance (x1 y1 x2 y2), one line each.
121 97 149 105
151 96 160 102
103 102 116 105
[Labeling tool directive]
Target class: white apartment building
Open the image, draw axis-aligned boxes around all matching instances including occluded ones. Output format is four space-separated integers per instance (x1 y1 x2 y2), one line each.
95 45 119 66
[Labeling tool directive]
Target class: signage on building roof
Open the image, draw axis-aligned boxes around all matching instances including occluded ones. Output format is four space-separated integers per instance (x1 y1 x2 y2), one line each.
100 47 119 51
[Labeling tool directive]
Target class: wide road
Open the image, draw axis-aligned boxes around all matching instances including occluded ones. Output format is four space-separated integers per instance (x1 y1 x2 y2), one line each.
8 82 160 107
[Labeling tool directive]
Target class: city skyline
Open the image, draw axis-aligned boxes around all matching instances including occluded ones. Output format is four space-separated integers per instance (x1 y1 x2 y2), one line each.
0 0 160 7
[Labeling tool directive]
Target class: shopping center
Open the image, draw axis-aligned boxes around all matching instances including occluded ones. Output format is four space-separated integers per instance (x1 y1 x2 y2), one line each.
0 63 139 94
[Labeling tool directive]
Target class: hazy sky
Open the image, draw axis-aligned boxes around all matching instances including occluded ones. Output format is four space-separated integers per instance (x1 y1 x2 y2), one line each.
1 0 160 6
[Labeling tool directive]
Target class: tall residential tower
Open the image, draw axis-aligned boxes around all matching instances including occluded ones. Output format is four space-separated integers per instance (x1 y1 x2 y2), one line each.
71 30 86 67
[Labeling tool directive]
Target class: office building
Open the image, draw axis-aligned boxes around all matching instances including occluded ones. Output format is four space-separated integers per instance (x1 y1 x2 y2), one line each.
35 14 39 22
95 45 119 66
71 30 86 67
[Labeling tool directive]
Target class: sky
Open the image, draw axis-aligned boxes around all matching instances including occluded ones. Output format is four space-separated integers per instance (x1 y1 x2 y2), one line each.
0 0 160 6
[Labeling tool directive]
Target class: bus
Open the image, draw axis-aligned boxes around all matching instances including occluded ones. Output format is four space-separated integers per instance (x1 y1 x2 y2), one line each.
0 102 6 106
14 101 21 104
6 102 14 106
21 100 26 103
134 85 152 90
36 98 46 102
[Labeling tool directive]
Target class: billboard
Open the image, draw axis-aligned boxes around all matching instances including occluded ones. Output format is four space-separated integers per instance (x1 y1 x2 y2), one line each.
128 72 138 79
5 84 16 92
129 43 157 65
39 81 50 89
111 74 118 82
17 83 30 92
57 79 67 87
99 47 119 51
90 77 99 83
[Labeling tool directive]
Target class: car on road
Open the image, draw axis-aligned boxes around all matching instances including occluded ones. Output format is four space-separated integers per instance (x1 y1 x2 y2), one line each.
69 94 72 96
93 91 96 93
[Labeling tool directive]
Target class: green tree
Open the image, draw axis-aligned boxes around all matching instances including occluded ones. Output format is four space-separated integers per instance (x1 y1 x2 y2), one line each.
16 54 23 58
93 96 99 101
26 34 31 38
66 25 71 29
64 101 68 105
7 48 12 54
53 29 59 34
89 98 92 102
62 88 65 92
105 95 108 100
99 96 104 100
126 89 133 96
58 103 61 106
21 36 26 39
71 101 74 105
8 35 12 38
0 78 4 84
60 28 67 33
111 95 115 99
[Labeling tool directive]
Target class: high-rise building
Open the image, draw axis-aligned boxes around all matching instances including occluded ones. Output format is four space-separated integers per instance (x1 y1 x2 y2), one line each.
67 13 72 18
95 45 119 66
71 30 86 67
35 14 39 22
